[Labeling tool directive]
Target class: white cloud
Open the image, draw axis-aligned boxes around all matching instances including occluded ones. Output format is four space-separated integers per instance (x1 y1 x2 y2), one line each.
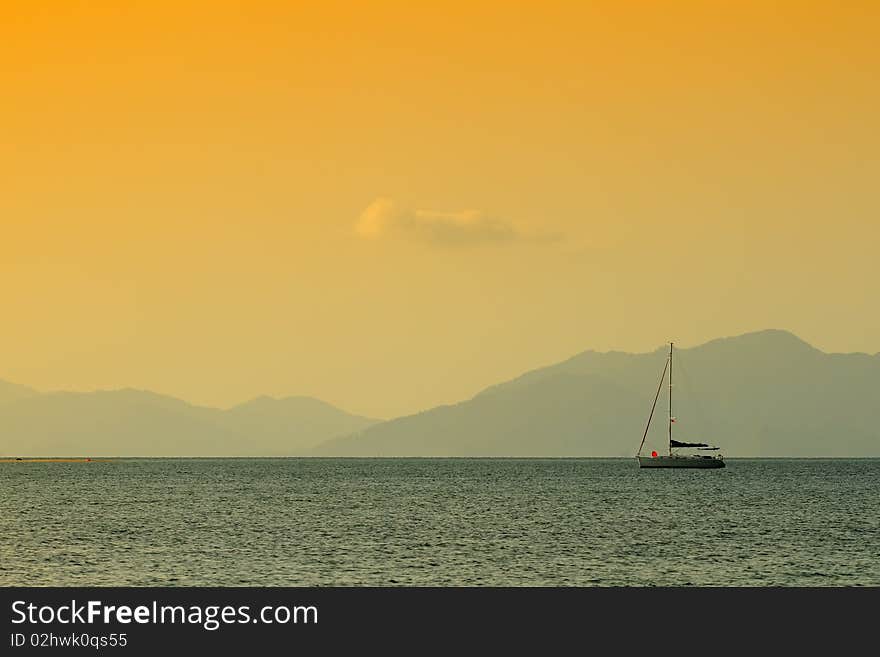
355 197 400 238
355 198 557 247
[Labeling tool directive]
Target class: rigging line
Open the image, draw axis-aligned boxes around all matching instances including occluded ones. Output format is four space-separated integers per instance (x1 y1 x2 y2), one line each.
636 355 669 458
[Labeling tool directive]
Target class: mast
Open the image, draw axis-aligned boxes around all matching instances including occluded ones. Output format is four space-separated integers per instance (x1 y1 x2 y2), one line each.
668 342 673 456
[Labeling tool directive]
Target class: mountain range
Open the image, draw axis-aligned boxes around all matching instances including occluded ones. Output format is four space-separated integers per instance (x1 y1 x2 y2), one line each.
314 329 879 457
0 388 378 457
2 329 878 457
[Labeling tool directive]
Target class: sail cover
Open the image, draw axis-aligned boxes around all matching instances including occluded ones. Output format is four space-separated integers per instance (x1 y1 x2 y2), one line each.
670 439 711 448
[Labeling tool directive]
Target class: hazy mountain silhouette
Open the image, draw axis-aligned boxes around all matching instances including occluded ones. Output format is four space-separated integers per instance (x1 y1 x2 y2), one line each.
314 330 880 456
0 388 378 457
223 395 381 452
3 329 877 457
0 380 38 405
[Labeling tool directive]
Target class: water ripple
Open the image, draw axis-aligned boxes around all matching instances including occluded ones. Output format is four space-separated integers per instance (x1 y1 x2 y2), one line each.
1 458 878 586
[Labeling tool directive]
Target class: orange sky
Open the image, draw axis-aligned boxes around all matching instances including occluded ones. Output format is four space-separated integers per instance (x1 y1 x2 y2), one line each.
2 1 878 417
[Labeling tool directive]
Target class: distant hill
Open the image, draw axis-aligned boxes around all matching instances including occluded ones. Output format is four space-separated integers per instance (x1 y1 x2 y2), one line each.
223 395 381 452
0 380 39 405
3 330 878 457
0 388 378 457
314 330 880 457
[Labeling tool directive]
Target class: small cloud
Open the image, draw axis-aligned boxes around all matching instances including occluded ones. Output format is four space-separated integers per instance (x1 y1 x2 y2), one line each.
355 198 560 247
355 197 400 238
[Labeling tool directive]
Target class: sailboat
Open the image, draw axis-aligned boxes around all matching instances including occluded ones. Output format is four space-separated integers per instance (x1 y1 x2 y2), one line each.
636 343 725 469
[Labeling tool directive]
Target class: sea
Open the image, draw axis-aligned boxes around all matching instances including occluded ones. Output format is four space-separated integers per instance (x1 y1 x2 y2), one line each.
1 458 877 586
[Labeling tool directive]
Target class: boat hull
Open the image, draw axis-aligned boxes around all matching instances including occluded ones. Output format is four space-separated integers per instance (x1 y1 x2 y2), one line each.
638 455 725 469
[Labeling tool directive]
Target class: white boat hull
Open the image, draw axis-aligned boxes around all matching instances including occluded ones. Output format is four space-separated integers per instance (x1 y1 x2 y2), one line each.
638 455 725 469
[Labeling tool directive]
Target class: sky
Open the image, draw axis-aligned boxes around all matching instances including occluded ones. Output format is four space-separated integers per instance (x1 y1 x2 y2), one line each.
1 1 878 418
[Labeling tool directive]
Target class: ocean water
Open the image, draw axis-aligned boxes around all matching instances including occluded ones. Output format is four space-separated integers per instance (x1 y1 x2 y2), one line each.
1 458 877 586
